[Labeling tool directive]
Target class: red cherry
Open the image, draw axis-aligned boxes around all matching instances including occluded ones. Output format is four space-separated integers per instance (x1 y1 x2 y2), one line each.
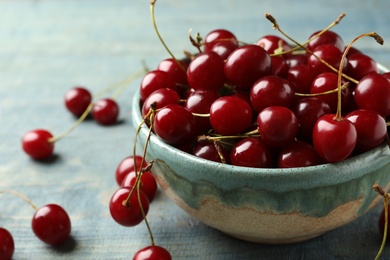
312 114 357 163
210 95 253 136
257 106 299 147
186 52 225 91
230 137 273 168
346 53 378 81
31 204 71 245
270 56 289 78
224 44 272 90
153 104 197 146
250 75 295 113
133 245 172 260
109 187 149 227
203 29 238 59
121 170 158 202
21 129 54 160
141 88 180 117
346 109 387 153
157 59 188 86
139 70 178 102
287 64 317 94
115 155 148 186
307 44 347 76
193 142 229 163
64 87 92 117
256 34 292 56
307 30 345 53
278 141 321 168
92 98 119 125
354 72 390 117
0 227 14 260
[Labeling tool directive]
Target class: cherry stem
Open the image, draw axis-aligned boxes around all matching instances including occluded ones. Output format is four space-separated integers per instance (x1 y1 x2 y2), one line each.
269 12 345 56
188 29 202 53
265 13 358 84
110 69 146 100
0 190 39 211
336 32 383 119
295 82 349 97
198 129 260 142
373 183 389 260
150 0 186 73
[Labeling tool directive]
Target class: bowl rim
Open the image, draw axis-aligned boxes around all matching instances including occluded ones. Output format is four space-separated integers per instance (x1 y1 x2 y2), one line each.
131 63 390 189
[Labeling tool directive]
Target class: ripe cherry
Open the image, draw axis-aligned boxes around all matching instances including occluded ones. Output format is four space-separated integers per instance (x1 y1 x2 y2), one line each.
0 227 14 260
141 88 180 118
21 129 55 160
307 30 345 53
153 104 197 146
346 109 387 153
224 44 272 90
278 141 321 168
312 114 357 162
209 95 253 136
64 87 92 117
250 75 295 113
133 245 172 260
256 34 292 56
257 106 299 147
307 44 347 76
157 58 188 86
287 64 317 94
193 141 228 163
32 204 71 245
186 52 225 91
109 187 149 227
230 137 273 168
92 98 119 125
354 72 390 117
346 53 378 81
121 170 158 202
203 29 238 60
115 155 148 186
140 70 178 102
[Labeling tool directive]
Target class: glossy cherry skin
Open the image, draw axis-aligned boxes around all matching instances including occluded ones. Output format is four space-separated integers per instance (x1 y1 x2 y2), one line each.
312 114 357 163
186 52 225 91
346 53 378 81
133 245 172 260
224 44 272 90
307 30 345 53
0 227 14 260
210 95 253 136
250 75 295 113
346 109 387 153
185 89 219 133
307 44 347 76
140 70 178 102
115 155 148 186
157 58 188 86
64 87 92 117
21 129 54 160
287 64 317 94
153 104 197 146
230 137 273 168
193 142 229 163
32 204 71 245
92 98 119 125
203 29 238 59
257 106 299 147
205 40 239 61
141 88 180 117
278 141 321 168
256 34 292 56
354 72 390 117
109 187 149 227
270 56 289 78
293 97 332 141
121 170 158 202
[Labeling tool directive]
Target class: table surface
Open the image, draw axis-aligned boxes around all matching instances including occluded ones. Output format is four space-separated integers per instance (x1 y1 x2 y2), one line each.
1 0 390 259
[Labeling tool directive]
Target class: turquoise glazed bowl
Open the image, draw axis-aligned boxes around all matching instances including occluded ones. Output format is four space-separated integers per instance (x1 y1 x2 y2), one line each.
131 90 390 244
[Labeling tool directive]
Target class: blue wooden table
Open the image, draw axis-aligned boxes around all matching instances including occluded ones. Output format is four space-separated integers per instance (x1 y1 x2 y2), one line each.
1 0 390 259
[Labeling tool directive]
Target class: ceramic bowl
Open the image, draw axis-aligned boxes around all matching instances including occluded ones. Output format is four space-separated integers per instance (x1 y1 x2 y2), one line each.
131 78 390 244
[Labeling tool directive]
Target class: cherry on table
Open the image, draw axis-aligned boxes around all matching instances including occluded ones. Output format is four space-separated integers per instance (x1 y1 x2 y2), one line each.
64 87 92 117
115 155 148 186
133 245 172 260
109 187 150 227
0 227 14 260
121 170 158 202
32 204 71 245
21 129 55 160
92 98 119 125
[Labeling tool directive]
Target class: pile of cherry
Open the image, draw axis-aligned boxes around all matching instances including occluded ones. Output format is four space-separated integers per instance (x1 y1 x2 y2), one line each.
140 28 390 168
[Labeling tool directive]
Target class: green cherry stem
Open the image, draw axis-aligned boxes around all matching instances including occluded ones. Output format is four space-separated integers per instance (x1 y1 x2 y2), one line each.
373 183 389 260
336 32 383 119
0 190 38 211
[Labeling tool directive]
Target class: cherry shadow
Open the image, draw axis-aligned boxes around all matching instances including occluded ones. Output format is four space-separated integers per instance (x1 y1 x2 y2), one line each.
31 153 61 164
48 235 78 253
